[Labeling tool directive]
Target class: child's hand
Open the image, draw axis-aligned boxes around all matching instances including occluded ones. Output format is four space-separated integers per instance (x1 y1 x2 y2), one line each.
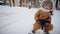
36 21 40 24
45 23 50 27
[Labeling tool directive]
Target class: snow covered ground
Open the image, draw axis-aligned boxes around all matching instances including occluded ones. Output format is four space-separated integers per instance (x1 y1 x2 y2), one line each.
0 5 60 34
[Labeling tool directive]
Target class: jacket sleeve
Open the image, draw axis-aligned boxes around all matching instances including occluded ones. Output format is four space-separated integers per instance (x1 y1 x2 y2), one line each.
34 10 42 21
47 14 51 23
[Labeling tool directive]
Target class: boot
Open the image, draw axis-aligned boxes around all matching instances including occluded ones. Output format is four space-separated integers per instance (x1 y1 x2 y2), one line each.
32 30 35 34
44 31 49 34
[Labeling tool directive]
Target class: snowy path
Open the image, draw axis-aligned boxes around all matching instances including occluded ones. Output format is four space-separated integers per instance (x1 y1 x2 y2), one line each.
0 6 60 34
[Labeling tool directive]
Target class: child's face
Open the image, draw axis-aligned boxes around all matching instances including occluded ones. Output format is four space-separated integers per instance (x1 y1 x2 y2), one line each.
44 4 50 10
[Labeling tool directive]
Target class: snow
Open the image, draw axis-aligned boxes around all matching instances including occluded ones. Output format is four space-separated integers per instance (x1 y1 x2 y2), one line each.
0 5 60 34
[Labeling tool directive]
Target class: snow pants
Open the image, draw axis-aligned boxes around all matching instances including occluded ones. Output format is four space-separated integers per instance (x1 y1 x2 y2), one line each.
33 22 53 32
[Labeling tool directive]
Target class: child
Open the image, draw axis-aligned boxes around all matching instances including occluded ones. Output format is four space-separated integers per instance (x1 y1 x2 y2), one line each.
32 0 53 34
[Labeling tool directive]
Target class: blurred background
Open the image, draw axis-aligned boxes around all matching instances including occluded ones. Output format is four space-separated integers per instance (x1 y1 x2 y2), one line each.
0 0 60 10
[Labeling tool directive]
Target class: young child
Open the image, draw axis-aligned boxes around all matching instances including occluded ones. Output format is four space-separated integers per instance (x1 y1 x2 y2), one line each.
32 0 53 34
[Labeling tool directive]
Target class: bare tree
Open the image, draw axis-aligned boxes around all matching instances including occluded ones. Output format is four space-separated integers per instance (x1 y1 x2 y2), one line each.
9 0 15 7
9 0 12 7
12 0 15 6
